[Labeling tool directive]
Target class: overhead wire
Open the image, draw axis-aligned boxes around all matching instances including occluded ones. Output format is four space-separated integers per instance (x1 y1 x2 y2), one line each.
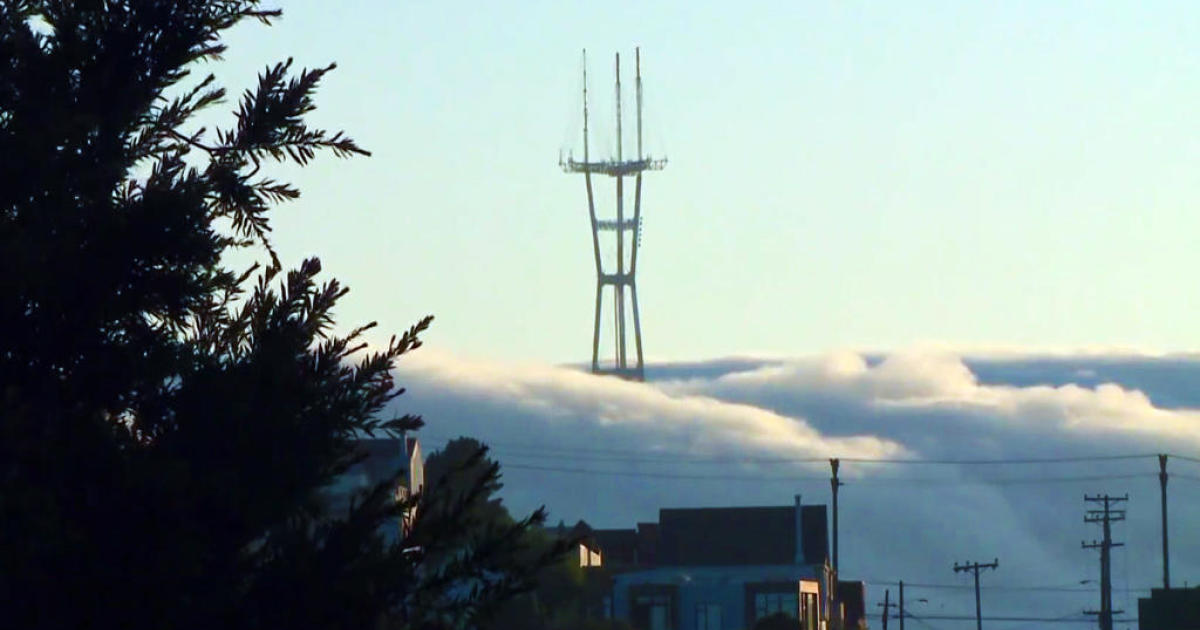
998 611 1109 630
498 463 1156 486
839 454 1156 465
419 436 1200 486
424 435 1195 467
904 612 950 630
893 614 1135 623
866 580 1152 594
486 448 1158 467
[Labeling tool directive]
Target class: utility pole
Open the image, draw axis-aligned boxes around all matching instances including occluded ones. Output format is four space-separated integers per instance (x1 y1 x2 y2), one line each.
878 588 893 630
1083 494 1127 630
829 458 843 629
1158 454 1170 590
830 458 843 577
953 558 998 630
877 581 907 630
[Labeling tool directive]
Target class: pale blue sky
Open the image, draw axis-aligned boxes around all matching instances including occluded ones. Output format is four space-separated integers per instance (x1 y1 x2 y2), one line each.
211 1 1200 362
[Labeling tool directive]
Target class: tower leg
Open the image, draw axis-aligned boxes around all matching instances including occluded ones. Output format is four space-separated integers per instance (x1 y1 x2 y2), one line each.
630 174 642 273
615 174 626 370
592 281 602 372
631 281 644 378
614 282 624 364
618 284 627 369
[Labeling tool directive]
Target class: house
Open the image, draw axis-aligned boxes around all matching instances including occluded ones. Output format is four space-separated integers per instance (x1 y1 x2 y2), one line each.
548 519 606 568
593 522 660 570
1138 586 1200 630
323 436 425 540
833 581 867 630
596 495 848 630
396 436 424 535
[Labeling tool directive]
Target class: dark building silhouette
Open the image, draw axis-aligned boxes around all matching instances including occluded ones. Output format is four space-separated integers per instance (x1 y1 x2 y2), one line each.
835 581 867 630
578 496 864 630
1138 586 1200 630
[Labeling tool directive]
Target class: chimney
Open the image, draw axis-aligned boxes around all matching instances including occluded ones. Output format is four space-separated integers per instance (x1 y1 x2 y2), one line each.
794 494 804 564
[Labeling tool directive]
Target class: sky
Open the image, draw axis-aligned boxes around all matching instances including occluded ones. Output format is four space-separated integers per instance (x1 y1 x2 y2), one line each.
208 0 1200 363
186 4 1200 624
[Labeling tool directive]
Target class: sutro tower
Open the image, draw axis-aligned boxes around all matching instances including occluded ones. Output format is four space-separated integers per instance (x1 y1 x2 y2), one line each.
561 48 666 381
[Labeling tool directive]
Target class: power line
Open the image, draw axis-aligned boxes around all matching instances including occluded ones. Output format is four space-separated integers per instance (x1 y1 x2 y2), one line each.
903 610 1141 627
485 447 1177 469
905 612 951 630
425 436 1199 467
484 448 830 464
867 581 1152 594
499 462 1155 485
501 463 799 481
842 454 1155 465
897 614 1136 624
427 438 1200 488
983 611 1114 630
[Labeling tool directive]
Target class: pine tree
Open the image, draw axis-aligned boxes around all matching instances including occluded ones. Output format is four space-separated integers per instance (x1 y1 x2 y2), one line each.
0 2 563 628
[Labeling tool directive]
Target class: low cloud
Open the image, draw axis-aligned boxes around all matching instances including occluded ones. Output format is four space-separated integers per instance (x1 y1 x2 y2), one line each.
392 349 1200 620
666 351 1200 454
398 349 905 462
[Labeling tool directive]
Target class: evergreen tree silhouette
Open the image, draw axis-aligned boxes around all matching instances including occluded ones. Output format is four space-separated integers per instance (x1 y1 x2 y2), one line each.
0 3 565 628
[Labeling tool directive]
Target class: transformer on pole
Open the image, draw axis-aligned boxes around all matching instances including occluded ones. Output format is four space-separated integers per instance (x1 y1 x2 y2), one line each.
561 48 666 381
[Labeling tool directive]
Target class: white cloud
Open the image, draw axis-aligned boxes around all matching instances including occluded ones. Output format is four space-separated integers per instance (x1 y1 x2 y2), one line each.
666 351 1200 453
391 348 1200 619
398 349 905 462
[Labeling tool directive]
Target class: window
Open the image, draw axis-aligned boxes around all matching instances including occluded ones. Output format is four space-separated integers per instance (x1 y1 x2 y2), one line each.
634 594 672 630
578 544 603 567
754 592 798 620
800 592 818 630
696 604 722 630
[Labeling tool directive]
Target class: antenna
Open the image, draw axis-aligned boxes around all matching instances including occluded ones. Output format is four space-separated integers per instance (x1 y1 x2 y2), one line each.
636 48 643 160
582 49 589 163
561 48 666 381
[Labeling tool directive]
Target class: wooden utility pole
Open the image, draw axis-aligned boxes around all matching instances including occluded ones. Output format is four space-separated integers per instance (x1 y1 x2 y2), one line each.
878 581 907 630
878 588 892 630
1083 494 1127 630
953 559 998 630
830 458 842 578
1158 454 1170 590
829 457 844 629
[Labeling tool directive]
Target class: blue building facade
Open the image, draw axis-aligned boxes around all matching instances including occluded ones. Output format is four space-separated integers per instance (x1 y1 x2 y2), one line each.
599 496 834 630
613 564 825 630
